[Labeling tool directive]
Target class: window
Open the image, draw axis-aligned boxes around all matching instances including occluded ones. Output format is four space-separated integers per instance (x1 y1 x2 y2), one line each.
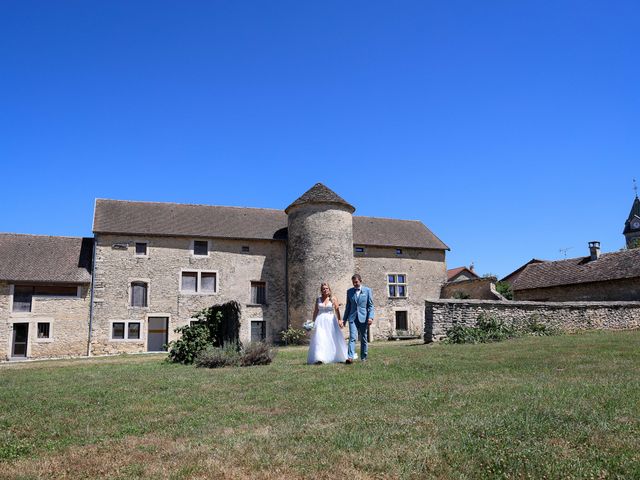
135 242 148 256
251 320 266 342
11 285 79 312
131 282 148 307
251 282 266 304
355 246 365 253
112 322 125 339
388 274 407 298
395 311 408 331
128 322 141 340
37 322 51 339
112 321 141 340
395 248 403 255
181 271 217 294
193 240 209 256
242 246 250 253
12 286 33 312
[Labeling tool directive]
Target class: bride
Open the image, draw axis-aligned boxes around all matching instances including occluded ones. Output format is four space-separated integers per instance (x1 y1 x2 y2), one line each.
307 283 348 364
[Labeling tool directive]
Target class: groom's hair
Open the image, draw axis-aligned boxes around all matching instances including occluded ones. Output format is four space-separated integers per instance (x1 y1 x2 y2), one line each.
352 274 362 281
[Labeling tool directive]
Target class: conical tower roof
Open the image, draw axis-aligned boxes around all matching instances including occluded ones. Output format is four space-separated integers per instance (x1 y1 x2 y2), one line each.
285 183 355 214
623 195 640 234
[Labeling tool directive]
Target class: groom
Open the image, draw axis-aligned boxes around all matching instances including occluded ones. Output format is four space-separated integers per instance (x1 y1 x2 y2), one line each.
341 274 374 363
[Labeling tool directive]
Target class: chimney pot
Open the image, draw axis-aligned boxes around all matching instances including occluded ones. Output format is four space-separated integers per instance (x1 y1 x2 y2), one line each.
588 241 601 261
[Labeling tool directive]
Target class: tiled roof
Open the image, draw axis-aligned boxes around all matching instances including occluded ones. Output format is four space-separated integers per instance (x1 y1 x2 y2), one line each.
447 266 478 281
93 199 449 250
285 183 355 213
511 248 640 291
0 234 93 283
93 199 288 241
353 216 449 250
500 259 546 284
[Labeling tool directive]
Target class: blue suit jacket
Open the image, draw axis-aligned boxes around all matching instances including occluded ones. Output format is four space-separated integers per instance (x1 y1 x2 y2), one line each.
343 286 375 324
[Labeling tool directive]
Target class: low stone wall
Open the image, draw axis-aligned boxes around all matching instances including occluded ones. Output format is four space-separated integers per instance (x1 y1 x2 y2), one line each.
424 299 640 342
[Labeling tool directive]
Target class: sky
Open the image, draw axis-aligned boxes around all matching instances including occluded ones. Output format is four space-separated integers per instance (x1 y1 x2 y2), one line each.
1 1 638 277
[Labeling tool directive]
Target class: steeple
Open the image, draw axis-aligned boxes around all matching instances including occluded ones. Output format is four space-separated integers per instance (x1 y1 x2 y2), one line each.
623 179 640 248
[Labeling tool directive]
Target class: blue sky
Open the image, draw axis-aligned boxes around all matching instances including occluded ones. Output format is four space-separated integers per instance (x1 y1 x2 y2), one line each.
1 1 638 277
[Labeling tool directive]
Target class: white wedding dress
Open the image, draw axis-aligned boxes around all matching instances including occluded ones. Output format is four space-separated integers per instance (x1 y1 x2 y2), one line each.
307 298 348 364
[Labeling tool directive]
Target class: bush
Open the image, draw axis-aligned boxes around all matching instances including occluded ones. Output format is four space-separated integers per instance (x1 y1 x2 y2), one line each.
195 343 241 368
195 342 277 368
240 342 277 366
166 324 212 364
280 327 307 345
445 313 559 344
495 281 513 300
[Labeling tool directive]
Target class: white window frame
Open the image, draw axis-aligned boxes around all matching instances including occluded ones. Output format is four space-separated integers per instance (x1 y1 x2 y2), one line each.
110 320 143 341
179 269 218 295
128 279 150 309
35 321 53 342
134 241 149 257
249 281 267 305
387 273 408 298
190 239 211 257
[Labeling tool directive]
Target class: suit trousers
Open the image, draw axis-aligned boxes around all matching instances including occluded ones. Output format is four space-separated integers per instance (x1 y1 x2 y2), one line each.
348 320 369 360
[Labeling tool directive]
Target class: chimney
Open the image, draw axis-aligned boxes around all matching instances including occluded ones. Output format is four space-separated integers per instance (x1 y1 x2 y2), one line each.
588 241 601 261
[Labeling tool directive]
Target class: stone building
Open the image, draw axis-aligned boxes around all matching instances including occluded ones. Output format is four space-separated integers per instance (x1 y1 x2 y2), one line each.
446 266 478 283
512 242 640 301
0 234 92 359
1 183 449 359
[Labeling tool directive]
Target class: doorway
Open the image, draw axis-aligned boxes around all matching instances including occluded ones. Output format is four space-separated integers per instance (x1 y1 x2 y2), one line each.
12 323 29 358
147 317 168 352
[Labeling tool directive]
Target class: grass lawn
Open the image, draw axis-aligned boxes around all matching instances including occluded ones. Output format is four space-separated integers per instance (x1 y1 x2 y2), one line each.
1 330 639 479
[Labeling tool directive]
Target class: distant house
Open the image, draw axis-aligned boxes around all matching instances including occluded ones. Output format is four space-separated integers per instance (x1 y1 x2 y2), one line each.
500 259 546 287
0 234 93 359
446 266 478 283
512 242 640 301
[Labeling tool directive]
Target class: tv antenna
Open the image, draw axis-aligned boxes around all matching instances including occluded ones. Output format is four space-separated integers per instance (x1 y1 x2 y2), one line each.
559 247 572 258
634 178 638 198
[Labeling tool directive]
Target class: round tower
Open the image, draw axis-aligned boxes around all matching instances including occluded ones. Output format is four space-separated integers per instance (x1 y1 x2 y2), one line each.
286 183 355 329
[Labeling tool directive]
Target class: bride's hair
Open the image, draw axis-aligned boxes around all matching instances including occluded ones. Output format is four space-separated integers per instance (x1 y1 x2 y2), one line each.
320 282 338 305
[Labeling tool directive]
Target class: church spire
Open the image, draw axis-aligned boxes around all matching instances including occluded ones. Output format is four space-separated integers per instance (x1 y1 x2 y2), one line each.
623 180 640 248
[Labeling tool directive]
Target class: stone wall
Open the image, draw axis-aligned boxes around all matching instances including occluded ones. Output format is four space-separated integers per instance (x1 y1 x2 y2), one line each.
440 277 505 300
91 235 287 354
356 247 446 340
514 277 640 302
425 299 640 342
0 281 91 360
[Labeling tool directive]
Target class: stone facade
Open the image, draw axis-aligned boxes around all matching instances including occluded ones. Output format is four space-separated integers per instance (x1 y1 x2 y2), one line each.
440 277 505 300
0 281 90 360
514 277 640 302
91 235 287 353
424 299 640 342
356 246 445 339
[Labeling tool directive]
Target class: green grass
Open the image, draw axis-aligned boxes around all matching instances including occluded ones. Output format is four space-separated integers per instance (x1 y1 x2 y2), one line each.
1 330 639 479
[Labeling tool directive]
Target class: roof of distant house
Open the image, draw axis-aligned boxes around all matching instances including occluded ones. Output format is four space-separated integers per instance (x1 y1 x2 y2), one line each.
500 258 546 284
446 266 478 282
93 199 449 250
511 249 640 291
0 233 93 283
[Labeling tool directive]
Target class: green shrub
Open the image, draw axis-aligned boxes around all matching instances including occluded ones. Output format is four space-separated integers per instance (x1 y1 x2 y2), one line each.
240 342 277 366
280 327 307 345
166 324 212 364
195 343 241 368
445 313 559 344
